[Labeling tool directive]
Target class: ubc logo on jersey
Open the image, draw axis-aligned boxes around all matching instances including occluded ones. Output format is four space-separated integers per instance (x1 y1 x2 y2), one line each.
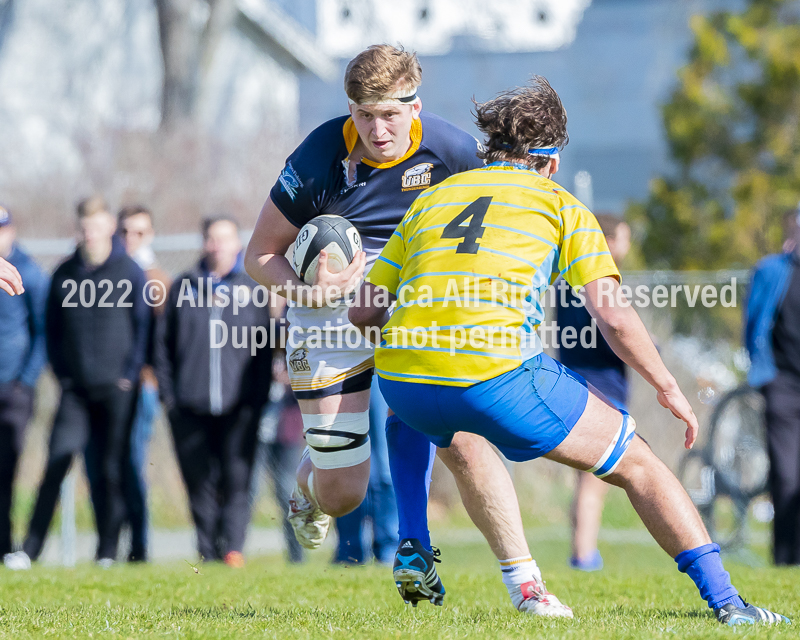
401 163 433 191
289 347 311 373
278 162 303 201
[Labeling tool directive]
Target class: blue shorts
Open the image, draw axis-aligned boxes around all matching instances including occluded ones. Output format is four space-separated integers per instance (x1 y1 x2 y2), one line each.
378 353 590 462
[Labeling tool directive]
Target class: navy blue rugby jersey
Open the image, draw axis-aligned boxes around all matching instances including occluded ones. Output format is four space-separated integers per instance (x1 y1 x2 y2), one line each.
557 286 626 378
270 111 483 265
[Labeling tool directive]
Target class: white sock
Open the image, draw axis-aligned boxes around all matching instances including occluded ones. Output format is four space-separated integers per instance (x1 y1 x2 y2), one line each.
499 555 542 609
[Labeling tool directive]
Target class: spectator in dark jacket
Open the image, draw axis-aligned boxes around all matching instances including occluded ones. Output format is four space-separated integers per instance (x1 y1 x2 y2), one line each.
745 209 800 565
155 215 272 566
0 206 48 559
85 205 170 562
5 196 149 570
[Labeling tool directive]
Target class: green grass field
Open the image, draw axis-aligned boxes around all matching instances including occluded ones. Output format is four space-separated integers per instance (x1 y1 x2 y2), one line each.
0 536 795 639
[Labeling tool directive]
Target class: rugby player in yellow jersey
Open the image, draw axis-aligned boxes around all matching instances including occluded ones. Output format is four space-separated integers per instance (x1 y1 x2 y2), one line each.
350 78 790 626
247 46 572 615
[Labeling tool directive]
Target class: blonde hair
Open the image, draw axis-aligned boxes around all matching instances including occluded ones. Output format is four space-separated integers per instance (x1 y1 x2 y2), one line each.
344 45 422 104
76 195 109 219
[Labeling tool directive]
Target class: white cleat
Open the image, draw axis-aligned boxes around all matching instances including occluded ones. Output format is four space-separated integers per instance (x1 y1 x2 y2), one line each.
4 551 31 571
287 482 331 550
517 579 574 618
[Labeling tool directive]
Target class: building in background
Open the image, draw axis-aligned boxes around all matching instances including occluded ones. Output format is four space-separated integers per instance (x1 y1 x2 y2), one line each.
0 0 334 219
298 0 740 212
0 0 746 228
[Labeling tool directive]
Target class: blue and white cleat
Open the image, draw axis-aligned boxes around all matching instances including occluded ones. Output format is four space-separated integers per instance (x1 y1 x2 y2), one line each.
393 538 445 607
715 602 791 626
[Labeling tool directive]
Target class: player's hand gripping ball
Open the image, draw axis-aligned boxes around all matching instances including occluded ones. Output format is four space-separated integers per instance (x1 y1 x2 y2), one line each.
292 215 363 284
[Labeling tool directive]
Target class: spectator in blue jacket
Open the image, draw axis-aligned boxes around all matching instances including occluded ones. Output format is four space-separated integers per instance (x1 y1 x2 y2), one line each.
745 209 800 565
0 205 48 559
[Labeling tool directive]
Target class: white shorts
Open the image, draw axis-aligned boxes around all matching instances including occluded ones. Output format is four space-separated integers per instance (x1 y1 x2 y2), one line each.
285 302 375 399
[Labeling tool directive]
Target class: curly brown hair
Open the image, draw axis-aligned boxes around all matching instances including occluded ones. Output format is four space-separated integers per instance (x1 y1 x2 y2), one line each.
474 76 568 170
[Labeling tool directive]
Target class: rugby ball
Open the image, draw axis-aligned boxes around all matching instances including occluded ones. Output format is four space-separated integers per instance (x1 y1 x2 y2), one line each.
292 215 362 284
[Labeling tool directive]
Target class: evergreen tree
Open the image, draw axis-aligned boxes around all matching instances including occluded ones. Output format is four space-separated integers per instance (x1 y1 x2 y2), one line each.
629 0 800 269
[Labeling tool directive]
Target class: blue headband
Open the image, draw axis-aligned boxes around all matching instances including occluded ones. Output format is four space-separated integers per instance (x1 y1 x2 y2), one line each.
528 147 559 157
499 143 560 159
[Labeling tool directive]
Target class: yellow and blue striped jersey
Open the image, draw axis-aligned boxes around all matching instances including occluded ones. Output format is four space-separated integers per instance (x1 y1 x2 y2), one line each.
367 163 620 387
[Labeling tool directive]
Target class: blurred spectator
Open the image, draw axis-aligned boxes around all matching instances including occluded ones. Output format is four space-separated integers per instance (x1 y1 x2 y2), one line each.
334 376 398 565
745 209 800 565
85 205 171 562
556 214 631 572
252 358 306 564
5 196 149 570
155 215 272 566
0 206 48 559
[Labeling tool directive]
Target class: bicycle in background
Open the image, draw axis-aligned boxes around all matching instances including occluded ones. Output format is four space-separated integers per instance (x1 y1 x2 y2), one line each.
680 385 772 550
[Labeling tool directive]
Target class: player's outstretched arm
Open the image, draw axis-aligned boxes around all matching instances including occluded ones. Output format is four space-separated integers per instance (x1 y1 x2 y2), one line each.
0 257 23 296
582 277 699 449
245 197 365 307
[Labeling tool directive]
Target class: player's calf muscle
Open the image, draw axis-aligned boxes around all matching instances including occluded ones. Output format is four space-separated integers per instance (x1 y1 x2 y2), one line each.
312 462 370 517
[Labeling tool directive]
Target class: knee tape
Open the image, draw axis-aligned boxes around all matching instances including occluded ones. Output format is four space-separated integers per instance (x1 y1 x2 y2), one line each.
302 411 371 470
588 413 636 479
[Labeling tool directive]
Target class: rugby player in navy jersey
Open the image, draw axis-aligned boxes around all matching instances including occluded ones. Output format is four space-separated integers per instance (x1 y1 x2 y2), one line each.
245 45 571 615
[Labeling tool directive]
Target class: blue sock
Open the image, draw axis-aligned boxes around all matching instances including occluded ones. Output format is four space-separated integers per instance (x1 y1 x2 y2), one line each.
385 415 436 550
675 543 744 609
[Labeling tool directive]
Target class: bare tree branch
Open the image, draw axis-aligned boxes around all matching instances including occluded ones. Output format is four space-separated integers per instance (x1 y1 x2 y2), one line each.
155 0 237 129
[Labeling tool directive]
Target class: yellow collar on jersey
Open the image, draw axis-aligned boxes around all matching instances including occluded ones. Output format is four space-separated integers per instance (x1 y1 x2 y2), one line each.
342 117 422 169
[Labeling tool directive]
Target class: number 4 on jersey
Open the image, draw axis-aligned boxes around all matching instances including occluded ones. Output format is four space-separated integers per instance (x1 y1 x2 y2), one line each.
441 196 491 254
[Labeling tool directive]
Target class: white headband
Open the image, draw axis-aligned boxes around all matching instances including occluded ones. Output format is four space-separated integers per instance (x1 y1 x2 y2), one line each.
348 85 420 106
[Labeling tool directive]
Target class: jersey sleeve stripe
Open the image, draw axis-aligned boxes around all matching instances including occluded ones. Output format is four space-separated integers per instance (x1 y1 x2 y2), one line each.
377 256 402 270
560 204 592 213
563 227 603 240
559 251 612 278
